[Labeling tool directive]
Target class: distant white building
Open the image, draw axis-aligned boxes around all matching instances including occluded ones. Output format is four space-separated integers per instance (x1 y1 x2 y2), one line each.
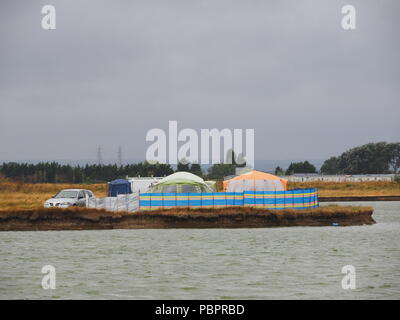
281 174 395 182
126 176 164 193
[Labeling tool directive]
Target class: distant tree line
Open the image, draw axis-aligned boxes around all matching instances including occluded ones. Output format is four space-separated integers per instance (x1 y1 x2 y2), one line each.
0 149 248 183
275 161 317 176
177 150 246 180
206 150 246 179
274 142 400 175
0 162 175 183
0 160 223 183
320 142 400 174
2 142 399 182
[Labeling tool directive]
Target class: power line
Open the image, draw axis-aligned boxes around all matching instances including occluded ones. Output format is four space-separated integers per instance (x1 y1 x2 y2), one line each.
117 146 122 166
97 146 103 165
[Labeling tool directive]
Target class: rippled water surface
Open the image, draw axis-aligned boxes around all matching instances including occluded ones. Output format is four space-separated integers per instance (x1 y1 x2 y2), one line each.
1 201 399 299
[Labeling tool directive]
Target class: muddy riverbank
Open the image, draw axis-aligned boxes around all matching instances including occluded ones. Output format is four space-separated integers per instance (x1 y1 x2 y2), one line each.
0 206 375 231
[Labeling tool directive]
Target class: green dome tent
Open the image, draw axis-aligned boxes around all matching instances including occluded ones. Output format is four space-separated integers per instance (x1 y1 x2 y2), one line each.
148 172 213 193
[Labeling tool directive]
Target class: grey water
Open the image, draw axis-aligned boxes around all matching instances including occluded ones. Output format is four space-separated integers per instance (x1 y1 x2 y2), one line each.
0 202 399 299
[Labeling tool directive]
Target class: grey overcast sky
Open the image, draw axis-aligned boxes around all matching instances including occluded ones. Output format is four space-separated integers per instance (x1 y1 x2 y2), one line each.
0 0 399 163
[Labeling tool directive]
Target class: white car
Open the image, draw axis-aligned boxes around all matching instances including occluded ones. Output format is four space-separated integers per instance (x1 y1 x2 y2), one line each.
44 189 95 208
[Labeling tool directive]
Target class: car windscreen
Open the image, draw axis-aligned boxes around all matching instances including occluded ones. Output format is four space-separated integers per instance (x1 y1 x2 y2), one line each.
54 191 78 199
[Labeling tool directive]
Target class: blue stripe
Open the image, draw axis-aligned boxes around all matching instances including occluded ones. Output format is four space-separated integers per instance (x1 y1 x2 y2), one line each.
139 189 318 210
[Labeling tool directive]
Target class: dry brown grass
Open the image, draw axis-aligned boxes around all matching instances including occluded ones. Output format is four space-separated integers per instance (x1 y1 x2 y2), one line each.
289 181 400 197
0 181 106 210
0 180 106 193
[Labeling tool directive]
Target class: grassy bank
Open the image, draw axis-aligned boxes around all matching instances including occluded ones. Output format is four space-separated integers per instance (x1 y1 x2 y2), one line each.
288 181 400 197
0 205 375 231
0 180 399 210
0 181 107 210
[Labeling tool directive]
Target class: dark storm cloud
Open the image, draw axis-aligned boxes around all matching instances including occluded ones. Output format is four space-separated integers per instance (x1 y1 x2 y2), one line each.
0 0 399 162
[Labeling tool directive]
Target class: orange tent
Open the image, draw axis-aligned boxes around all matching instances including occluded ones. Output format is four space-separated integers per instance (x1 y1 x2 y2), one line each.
223 170 288 192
